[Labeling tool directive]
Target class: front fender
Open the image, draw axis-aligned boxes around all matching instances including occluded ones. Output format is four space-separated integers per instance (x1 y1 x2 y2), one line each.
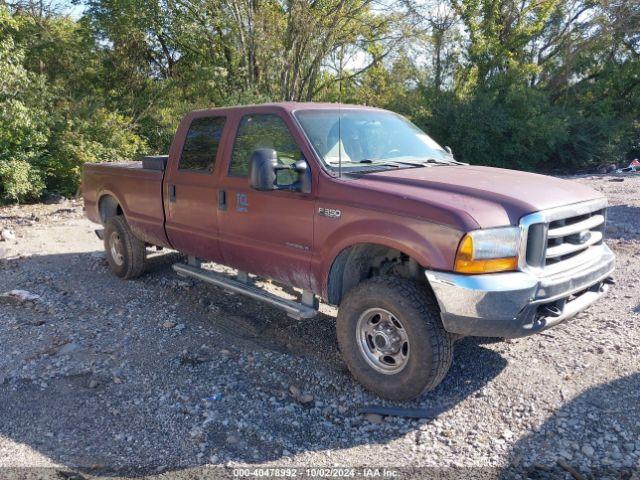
318 217 463 295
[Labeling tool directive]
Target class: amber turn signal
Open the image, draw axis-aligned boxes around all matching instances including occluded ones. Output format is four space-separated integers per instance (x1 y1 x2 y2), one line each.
454 234 519 274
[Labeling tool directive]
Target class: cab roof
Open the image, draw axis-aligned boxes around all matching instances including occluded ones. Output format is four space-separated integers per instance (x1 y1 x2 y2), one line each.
188 102 387 116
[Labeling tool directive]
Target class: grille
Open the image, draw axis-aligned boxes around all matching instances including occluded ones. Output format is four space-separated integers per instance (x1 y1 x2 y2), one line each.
545 208 605 267
522 200 607 274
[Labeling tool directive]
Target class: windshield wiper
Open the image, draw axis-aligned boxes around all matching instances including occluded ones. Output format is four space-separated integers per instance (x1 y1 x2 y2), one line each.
355 163 401 169
360 157 463 167
357 159 425 168
337 159 402 169
422 157 465 166
335 161 402 174
332 157 462 173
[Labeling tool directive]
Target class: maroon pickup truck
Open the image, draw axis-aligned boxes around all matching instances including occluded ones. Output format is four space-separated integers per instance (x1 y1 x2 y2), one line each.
83 102 615 400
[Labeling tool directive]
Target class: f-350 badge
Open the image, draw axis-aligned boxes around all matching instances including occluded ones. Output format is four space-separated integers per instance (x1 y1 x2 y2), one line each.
318 207 341 219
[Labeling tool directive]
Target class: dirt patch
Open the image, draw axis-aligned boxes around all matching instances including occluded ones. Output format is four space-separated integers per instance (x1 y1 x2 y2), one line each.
0 176 638 478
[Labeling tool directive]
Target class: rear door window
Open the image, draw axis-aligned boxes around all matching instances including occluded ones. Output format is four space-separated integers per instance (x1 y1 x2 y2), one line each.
178 116 226 173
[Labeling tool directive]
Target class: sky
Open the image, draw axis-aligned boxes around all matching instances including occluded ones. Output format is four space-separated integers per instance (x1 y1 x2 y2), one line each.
55 0 86 19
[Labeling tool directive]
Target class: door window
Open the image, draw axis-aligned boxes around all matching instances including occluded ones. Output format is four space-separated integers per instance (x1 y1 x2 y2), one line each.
229 114 301 180
178 116 226 173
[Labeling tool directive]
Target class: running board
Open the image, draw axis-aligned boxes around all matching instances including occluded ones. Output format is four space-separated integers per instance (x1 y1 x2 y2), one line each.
172 263 318 320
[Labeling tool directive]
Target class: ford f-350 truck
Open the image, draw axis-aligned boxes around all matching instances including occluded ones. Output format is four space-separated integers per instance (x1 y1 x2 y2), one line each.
82 102 615 400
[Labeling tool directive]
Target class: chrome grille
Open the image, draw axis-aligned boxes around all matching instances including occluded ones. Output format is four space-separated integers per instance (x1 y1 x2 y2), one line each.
520 199 608 275
545 209 605 267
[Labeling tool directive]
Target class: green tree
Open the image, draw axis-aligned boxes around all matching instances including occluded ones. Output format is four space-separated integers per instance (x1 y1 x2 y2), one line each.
0 7 50 202
43 106 148 195
1 0 639 203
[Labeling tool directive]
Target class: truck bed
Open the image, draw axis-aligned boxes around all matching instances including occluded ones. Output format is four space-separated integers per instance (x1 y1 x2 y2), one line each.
82 161 170 247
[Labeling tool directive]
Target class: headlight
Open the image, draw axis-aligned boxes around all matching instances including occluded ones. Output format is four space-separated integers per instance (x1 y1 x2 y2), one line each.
454 227 520 274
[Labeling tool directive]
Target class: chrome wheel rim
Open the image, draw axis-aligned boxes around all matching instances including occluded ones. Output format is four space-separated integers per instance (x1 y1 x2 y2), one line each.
356 308 410 374
109 231 124 266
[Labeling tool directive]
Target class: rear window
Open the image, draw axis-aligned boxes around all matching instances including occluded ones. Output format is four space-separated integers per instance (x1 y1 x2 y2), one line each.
178 116 226 173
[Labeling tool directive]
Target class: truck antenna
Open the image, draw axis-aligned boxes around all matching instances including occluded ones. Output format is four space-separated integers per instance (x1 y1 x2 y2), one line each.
338 47 343 179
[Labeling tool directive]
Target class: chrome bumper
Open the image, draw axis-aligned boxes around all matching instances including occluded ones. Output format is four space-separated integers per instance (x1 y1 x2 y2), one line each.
426 244 615 338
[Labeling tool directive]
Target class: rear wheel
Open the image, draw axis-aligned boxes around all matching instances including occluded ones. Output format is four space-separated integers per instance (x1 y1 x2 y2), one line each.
336 276 453 400
104 216 146 279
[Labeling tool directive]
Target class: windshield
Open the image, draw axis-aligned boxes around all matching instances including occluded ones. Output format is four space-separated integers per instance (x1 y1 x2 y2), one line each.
294 109 453 171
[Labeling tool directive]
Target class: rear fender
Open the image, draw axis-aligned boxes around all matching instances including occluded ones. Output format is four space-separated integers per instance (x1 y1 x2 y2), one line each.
96 187 170 248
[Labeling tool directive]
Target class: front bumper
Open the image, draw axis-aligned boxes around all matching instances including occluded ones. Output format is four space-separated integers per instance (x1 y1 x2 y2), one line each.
426 244 615 338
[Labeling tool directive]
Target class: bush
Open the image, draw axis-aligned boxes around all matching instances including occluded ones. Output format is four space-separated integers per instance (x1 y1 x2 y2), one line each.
0 12 50 202
43 107 148 195
1 7 148 200
0 157 45 202
413 82 570 172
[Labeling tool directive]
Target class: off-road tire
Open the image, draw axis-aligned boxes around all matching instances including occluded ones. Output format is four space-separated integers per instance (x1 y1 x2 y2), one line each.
336 276 453 400
104 216 146 279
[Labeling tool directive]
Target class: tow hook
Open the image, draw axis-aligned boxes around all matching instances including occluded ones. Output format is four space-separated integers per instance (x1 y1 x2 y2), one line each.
540 304 562 318
603 277 616 286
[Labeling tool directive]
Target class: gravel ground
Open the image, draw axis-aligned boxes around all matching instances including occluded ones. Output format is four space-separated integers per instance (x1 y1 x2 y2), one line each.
0 174 638 480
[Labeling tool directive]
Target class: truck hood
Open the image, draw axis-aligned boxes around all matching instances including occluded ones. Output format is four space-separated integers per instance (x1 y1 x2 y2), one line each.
351 165 605 229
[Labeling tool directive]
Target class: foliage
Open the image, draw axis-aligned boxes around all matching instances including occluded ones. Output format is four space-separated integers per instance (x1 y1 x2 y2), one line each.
0 8 49 202
0 0 638 202
433 0 640 171
44 106 148 195
0 3 148 202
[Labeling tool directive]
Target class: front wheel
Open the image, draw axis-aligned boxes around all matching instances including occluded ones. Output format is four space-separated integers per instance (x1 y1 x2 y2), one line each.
336 276 453 400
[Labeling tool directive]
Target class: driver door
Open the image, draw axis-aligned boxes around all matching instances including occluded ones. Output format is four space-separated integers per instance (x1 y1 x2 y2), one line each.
217 112 315 289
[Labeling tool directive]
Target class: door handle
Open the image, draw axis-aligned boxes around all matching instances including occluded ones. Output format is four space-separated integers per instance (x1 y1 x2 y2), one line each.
218 189 226 211
169 184 176 202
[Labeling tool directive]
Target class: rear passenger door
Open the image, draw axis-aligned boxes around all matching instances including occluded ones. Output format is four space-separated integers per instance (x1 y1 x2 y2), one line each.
164 115 227 261
217 112 315 288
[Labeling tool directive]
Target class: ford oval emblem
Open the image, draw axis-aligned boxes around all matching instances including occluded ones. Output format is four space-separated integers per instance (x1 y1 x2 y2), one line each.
578 231 592 244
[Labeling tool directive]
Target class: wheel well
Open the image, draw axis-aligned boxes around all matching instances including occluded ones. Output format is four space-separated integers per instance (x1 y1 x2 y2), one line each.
327 243 423 305
98 195 123 223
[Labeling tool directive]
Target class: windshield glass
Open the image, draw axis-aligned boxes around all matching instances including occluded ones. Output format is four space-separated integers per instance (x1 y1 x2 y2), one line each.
294 109 451 170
